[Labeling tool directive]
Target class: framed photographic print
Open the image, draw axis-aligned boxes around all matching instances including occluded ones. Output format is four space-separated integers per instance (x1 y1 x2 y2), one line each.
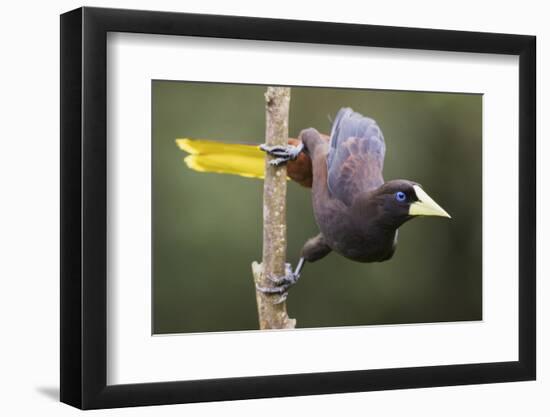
60 6 536 409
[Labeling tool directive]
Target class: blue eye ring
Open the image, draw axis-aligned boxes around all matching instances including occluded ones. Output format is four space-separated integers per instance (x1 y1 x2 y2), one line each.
395 191 407 202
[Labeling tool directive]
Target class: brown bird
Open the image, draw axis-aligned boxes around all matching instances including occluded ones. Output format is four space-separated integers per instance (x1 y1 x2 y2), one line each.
177 108 450 296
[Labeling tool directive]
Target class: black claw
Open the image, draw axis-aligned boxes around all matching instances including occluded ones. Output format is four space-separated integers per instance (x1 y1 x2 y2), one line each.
260 145 287 156
265 266 289 285
260 143 304 166
255 263 300 302
255 283 290 294
269 158 288 167
273 293 288 304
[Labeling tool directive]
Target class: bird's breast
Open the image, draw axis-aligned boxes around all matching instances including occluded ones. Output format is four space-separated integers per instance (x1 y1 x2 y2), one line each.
326 227 398 263
312 190 398 263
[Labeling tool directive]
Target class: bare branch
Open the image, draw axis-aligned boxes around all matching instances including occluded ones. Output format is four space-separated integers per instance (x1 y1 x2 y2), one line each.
252 87 296 330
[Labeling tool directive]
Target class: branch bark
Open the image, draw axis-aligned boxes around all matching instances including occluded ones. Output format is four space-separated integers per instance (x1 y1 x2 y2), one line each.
251 87 296 330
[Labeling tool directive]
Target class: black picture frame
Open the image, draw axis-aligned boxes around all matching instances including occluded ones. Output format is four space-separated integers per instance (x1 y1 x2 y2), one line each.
60 6 536 410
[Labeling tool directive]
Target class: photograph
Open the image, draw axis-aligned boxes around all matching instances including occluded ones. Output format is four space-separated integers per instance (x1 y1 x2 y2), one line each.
56 5 537 411
152 81 482 334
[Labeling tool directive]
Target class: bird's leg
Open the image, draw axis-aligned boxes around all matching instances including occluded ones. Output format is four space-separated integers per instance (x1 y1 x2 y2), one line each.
294 257 306 278
260 142 304 166
255 259 306 304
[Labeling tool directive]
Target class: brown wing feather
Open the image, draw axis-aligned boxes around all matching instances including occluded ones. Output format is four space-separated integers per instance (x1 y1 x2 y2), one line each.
328 136 384 204
327 108 386 206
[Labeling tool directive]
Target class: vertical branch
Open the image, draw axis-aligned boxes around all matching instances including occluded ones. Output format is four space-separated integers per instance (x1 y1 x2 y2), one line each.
251 87 296 330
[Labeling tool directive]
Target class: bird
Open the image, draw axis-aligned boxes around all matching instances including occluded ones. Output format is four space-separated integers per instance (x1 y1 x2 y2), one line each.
176 107 450 297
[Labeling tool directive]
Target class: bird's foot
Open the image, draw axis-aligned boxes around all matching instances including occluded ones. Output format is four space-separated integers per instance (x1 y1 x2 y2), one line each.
260 142 304 166
256 263 300 304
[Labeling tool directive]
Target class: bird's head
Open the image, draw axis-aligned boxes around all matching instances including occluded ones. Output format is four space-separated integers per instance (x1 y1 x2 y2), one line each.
355 179 451 230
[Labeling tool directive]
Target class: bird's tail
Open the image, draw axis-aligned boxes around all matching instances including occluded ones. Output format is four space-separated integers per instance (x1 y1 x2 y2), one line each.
175 138 265 179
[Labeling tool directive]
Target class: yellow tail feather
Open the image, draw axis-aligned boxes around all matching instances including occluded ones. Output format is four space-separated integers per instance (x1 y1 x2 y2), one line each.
175 138 265 179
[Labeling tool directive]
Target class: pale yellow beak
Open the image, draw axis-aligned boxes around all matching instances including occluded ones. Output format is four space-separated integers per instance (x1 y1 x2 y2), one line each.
409 185 451 218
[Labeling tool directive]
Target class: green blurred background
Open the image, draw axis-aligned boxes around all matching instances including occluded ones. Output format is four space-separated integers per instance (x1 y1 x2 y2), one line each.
152 81 482 334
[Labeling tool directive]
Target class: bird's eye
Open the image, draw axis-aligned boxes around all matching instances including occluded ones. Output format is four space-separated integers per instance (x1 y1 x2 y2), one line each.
395 191 407 202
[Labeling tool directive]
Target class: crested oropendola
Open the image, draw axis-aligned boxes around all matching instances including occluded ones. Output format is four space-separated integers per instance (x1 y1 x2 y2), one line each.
176 107 450 298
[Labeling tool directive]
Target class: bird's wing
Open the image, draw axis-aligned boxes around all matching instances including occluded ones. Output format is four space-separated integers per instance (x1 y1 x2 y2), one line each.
327 108 386 206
